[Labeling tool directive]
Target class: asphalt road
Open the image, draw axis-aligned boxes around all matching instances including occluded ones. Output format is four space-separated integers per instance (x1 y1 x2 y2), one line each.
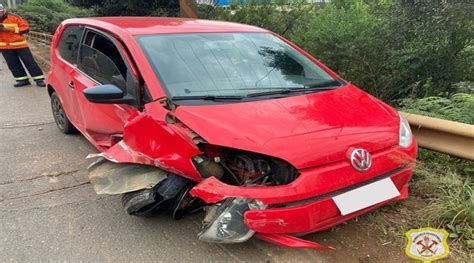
0 55 340 262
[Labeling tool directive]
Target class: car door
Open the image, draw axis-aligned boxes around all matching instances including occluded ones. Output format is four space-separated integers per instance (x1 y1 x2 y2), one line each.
53 25 85 126
71 29 140 148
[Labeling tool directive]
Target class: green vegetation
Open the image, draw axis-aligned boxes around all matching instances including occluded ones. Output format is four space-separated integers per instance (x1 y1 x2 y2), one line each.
202 0 473 102
8 0 180 33
400 93 474 124
369 150 473 258
199 1 311 39
65 0 180 17
414 150 473 249
11 0 92 33
399 91 473 250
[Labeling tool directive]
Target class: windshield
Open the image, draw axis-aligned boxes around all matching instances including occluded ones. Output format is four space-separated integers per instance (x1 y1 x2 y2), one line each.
137 33 340 99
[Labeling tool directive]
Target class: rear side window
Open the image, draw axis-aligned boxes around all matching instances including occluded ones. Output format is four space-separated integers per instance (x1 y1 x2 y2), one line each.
58 26 84 64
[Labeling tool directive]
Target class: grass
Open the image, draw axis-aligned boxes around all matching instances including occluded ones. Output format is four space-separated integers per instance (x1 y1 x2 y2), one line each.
398 92 474 255
367 149 474 261
415 150 473 247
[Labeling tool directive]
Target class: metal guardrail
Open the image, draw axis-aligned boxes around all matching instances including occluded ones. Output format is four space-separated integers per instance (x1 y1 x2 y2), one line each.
26 31 474 161
401 112 474 160
28 31 53 44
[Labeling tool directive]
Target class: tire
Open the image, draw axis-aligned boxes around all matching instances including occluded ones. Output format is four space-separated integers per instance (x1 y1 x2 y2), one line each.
121 175 195 217
50 92 77 134
121 189 162 217
170 185 200 220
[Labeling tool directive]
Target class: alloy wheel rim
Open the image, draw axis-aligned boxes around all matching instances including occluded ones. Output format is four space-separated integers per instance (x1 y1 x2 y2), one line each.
52 97 66 129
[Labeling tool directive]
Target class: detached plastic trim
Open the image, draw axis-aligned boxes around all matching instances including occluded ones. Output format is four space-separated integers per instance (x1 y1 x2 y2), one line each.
256 233 335 250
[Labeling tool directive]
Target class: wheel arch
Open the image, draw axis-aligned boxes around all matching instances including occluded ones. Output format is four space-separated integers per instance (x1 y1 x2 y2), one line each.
47 84 55 97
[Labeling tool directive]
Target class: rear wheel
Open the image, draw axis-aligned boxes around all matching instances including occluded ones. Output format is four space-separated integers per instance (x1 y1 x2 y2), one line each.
51 92 76 134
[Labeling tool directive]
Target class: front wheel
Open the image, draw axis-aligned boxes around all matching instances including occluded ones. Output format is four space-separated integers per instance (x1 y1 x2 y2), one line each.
50 92 76 134
121 189 160 217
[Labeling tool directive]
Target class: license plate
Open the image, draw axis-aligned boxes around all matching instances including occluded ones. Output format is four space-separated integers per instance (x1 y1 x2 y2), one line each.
332 178 400 215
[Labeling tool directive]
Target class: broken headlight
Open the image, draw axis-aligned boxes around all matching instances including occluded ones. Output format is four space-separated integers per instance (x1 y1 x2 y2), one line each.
198 198 265 243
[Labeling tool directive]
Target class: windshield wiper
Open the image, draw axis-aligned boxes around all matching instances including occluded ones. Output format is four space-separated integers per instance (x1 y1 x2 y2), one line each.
246 88 296 97
171 95 243 101
304 79 343 89
247 80 343 98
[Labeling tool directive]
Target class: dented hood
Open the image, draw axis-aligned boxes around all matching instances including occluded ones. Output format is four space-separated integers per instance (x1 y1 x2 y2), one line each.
173 85 400 169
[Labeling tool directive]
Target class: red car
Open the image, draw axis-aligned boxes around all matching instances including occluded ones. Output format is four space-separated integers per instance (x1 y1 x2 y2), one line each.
47 17 417 249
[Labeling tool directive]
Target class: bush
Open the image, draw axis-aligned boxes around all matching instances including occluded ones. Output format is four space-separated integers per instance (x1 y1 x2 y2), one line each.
200 0 312 37
289 1 393 99
12 0 92 34
384 1 474 100
66 0 180 17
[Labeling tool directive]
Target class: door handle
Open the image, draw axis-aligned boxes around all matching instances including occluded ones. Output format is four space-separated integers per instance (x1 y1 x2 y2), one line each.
68 81 75 89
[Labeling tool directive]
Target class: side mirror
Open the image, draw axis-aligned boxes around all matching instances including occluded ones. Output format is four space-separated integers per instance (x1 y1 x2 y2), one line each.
83 84 134 105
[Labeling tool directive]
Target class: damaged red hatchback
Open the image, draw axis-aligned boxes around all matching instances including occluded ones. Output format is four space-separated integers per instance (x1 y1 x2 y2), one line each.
47 17 417 249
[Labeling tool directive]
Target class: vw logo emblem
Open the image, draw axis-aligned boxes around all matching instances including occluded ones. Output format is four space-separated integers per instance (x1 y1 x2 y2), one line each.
350 148 372 172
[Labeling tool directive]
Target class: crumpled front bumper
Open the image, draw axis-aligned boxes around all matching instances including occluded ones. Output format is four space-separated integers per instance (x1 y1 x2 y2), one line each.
245 166 412 235
191 144 417 249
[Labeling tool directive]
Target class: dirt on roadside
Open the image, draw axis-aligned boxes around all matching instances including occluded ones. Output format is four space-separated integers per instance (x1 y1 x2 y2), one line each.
29 41 51 71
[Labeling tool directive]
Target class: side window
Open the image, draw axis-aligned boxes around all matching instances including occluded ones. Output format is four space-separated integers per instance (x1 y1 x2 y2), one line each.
77 32 127 91
58 26 84 64
78 45 127 90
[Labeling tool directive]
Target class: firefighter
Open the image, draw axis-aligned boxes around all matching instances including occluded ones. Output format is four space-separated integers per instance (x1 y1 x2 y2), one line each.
0 4 45 87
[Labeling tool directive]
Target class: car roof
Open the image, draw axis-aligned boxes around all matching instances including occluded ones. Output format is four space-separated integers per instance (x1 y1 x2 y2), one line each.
64 17 268 35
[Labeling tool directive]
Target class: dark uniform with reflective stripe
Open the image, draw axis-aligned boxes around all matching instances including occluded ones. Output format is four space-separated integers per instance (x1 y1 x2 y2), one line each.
0 11 44 84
